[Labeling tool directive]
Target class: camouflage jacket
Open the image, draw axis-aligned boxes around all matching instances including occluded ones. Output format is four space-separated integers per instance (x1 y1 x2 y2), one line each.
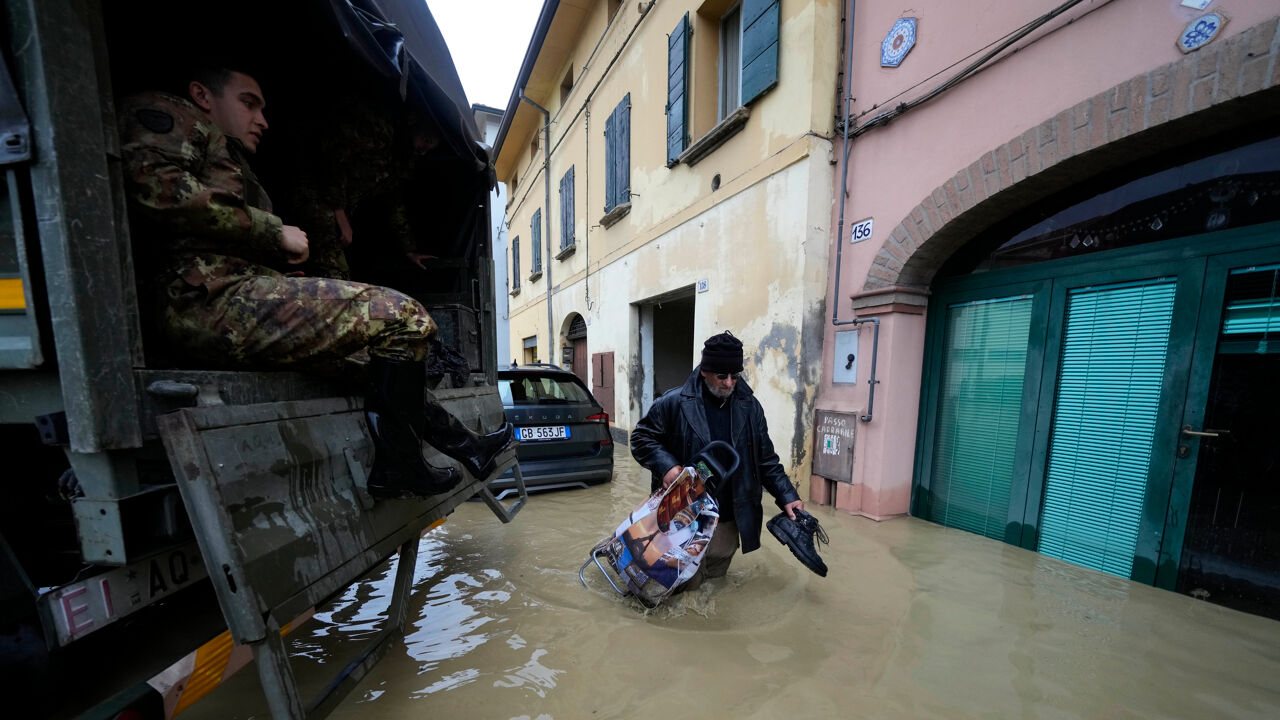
119 91 288 289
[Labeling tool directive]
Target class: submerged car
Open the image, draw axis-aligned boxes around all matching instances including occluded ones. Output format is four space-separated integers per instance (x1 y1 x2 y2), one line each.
494 364 614 496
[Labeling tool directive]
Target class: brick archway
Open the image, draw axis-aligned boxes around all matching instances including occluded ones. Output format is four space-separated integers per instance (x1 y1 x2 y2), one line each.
863 16 1280 294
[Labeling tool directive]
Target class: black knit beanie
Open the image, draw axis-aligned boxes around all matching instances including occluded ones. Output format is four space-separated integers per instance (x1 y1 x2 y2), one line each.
701 331 743 373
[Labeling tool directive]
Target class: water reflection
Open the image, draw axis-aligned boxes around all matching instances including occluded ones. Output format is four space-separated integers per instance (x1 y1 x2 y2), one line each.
185 453 1280 719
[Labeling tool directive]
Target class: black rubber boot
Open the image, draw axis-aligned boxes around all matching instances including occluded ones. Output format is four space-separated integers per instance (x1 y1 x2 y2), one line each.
766 509 830 577
420 399 517 479
365 357 462 498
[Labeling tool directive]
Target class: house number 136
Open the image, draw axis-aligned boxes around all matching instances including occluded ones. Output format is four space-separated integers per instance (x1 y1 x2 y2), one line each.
850 217 874 243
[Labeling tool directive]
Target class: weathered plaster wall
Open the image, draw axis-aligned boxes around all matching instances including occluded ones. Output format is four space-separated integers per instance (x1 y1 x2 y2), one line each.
568 155 831 481
501 0 842 478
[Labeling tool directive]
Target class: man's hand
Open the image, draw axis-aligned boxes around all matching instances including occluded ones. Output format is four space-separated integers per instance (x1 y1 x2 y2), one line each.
281 225 310 264
406 252 436 270
333 208 353 247
783 499 804 520
661 465 682 489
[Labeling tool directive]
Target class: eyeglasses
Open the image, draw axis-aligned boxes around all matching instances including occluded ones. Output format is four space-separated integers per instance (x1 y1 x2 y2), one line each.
713 372 739 381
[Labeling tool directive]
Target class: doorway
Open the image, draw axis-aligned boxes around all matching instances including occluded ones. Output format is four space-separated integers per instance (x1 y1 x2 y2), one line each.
636 289 696 413
566 313 588 385
1164 250 1280 618
914 224 1280 619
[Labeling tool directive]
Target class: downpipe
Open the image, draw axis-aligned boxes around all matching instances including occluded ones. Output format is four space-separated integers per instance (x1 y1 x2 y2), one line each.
519 90 555 361
829 0 878 424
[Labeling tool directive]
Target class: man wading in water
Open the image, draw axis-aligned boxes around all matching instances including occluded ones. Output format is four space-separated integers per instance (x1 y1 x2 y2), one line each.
630 332 805 591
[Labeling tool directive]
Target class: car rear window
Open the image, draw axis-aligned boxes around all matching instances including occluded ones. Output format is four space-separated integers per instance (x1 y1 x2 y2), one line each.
500 374 592 405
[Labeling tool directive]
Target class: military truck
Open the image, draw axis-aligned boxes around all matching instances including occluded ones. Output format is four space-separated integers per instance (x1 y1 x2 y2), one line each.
0 1 523 717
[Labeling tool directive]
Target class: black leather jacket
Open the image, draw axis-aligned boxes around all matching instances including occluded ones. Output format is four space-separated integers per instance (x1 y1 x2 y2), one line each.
630 366 800 554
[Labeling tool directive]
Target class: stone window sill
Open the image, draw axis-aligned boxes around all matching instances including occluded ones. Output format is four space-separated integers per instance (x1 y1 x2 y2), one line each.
555 243 576 261
600 202 631 228
675 106 750 168
510 286 521 297
528 270 542 283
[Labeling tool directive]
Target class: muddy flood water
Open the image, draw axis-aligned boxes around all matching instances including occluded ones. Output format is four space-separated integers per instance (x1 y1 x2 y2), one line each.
187 453 1280 719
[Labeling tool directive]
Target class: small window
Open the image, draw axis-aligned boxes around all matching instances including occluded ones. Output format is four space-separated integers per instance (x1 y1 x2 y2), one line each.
531 133 540 160
560 68 574 107
681 0 779 145
608 0 622 22
522 335 538 365
530 209 543 274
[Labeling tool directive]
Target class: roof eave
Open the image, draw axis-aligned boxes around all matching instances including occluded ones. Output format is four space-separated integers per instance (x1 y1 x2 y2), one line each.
492 0 560 167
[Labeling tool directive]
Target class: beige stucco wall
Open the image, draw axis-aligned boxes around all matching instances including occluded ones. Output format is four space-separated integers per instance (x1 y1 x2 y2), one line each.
500 0 842 481
815 0 1280 518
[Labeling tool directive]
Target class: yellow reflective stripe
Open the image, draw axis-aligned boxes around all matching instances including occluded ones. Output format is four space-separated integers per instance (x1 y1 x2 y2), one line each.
171 608 316 717
171 630 234 717
421 517 446 537
0 278 24 310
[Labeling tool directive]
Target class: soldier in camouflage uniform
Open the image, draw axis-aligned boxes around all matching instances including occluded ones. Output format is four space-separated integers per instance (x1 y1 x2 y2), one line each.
119 66 513 498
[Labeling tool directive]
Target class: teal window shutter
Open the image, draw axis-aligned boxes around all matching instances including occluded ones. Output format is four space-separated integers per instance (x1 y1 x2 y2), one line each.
605 95 631 212
511 237 520 288
666 13 690 166
604 104 617 211
741 0 779 105
559 167 575 250
531 209 542 272
1038 279 1177 578
927 295 1033 539
617 94 630 206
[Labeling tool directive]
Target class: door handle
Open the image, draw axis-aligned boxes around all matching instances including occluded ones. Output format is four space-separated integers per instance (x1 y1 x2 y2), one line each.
1181 425 1230 438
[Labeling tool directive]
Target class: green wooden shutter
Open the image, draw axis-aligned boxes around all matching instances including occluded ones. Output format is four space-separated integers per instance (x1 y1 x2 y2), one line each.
927 295 1033 539
741 0 779 105
604 104 617 212
666 13 690 166
1038 279 1177 577
618 94 630 206
531 210 542 272
511 237 520 288
559 167 575 250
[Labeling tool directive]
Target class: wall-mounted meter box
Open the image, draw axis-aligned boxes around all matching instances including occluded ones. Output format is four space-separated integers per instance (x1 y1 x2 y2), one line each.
833 330 858 384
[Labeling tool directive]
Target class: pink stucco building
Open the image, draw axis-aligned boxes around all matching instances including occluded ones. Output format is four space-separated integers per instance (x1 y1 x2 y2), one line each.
814 0 1280 619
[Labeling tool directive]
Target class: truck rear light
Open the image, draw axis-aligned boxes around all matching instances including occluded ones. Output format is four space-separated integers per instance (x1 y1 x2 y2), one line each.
587 412 611 444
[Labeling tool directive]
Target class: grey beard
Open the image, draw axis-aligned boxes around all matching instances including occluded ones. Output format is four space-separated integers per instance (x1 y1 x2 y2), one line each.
703 377 733 401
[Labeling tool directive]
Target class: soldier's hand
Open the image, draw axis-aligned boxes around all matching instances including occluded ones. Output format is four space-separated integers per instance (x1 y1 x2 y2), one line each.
281 225 310 264
406 252 436 270
333 208 353 247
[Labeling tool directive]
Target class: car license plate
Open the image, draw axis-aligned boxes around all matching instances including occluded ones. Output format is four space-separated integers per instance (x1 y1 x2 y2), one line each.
519 425 570 441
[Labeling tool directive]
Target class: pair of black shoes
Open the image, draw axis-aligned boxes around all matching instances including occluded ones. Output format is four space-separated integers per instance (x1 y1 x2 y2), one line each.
766 508 830 577
365 357 517 499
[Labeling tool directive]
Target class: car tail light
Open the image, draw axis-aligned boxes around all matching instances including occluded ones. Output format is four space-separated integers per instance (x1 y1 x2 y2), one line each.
587 411 612 444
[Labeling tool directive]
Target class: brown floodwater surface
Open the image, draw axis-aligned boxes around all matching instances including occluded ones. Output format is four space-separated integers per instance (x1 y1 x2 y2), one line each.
186 453 1280 719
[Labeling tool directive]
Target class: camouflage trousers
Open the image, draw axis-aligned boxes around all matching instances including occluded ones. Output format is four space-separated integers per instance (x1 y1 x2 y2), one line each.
160 267 435 367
